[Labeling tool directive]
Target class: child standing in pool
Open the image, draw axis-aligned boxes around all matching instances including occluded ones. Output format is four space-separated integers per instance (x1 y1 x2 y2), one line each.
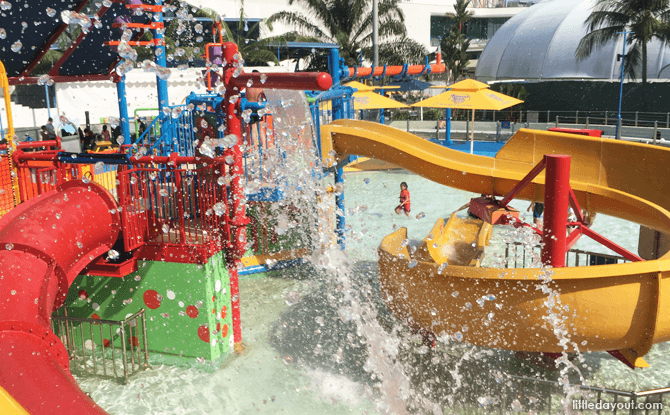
395 182 410 216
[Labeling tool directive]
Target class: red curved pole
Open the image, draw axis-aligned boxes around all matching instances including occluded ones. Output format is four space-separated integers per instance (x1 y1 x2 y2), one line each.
0 180 120 414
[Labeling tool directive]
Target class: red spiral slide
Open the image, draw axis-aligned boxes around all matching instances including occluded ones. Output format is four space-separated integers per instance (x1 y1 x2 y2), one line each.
0 180 119 414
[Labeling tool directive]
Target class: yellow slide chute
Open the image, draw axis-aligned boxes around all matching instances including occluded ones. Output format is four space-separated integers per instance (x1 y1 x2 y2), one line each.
321 119 670 368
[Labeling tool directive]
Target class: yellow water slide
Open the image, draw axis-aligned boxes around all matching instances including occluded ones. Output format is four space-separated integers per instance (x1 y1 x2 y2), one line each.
321 119 670 368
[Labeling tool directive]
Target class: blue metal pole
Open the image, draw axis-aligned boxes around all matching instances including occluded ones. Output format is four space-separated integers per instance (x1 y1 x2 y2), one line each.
445 108 452 145
152 0 169 113
45 84 51 120
116 76 131 145
329 48 346 249
616 31 628 140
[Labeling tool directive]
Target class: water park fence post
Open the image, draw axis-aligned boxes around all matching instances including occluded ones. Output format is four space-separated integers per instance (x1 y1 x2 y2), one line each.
615 31 630 140
541 154 571 267
152 0 169 115
329 48 346 249
116 75 131 145
221 42 246 351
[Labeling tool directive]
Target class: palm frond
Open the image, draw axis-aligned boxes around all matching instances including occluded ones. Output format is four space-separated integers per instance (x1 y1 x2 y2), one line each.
575 26 623 60
266 11 328 40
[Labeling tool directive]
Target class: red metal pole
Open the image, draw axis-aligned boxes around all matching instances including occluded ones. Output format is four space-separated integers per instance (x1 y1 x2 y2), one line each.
229 72 332 91
541 154 571 267
222 42 246 352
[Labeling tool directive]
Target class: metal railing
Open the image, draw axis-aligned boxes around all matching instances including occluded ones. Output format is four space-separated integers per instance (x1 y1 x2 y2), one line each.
51 308 149 383
0 149 17 217
117 161 226 256
504 242 630 269
497 375 670 415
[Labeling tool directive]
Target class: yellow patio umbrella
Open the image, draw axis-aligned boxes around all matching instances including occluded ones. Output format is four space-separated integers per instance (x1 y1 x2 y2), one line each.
319 90 408 111
412 79 523 153
343 81 400 92
352 91 409 110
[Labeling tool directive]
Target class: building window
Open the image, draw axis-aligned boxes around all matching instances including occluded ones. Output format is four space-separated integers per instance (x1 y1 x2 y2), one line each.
430 16 510 45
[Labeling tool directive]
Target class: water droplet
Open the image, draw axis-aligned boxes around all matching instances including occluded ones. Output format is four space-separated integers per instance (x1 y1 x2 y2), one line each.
408 259 418 269
0 1 11 11
451 291 459 298
285 290 300 306
5 243 14 250
260 73 268 84
11 40 22 52
46 7 56 17
0 29 6 39
162 224 170 233
159 188 168 197
212 202 226 216
107 249 119 260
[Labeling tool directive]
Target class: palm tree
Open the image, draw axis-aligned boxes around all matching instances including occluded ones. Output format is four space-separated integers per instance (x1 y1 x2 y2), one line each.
447 0 473 34
200 4 279 66
441 0 473 81
576 0 670 83
266 0 407 67
440 26 470 82
374 37 428 66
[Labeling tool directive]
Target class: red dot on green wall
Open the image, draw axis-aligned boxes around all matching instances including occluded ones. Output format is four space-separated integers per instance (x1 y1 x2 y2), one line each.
186 305 198 318
91 313 100 325
222 324 228 338
197 325 210 343
78 290 88 300
143 290 162 309
102 339 111 348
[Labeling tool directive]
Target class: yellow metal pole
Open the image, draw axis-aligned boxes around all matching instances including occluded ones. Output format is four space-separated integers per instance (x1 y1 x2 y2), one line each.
0 60 20 210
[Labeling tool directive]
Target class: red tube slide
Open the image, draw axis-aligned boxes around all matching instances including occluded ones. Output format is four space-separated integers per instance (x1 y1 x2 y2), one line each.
0 180 120 414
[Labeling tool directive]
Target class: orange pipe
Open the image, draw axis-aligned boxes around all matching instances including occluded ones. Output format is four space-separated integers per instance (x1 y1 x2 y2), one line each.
347 53 445 78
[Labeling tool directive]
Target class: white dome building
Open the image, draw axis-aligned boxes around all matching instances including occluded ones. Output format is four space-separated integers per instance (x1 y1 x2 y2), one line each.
475 0 670 82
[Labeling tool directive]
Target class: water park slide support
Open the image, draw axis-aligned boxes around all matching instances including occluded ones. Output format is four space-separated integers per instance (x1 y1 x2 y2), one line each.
541 155 571 267
321 119 670 367
0 180 119 414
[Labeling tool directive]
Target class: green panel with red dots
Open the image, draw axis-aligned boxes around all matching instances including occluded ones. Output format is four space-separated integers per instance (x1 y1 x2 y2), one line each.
64 251 233 362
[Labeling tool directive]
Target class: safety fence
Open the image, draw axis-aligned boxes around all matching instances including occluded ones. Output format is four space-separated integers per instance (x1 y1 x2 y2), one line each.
117 161 227 260
51 308 149 383
0 146 17 218
13 158 118 204
504 242 630 269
